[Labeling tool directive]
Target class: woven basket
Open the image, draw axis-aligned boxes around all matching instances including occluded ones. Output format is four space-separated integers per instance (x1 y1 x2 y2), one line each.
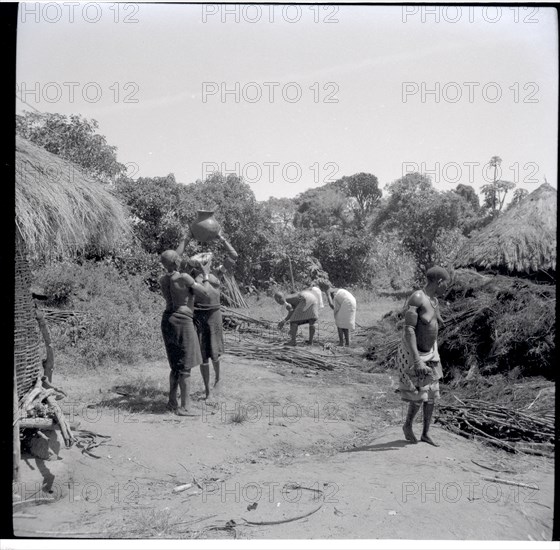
14 230 43 399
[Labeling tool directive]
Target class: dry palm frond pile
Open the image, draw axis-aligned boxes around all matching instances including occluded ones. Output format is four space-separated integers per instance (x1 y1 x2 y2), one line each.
436 397 554 457
365 269 556 378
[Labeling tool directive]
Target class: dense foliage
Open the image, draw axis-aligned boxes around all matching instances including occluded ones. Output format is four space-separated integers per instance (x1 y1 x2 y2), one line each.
35 261 163 368
22 113 552 380
18 112 515 291
17 111 126 183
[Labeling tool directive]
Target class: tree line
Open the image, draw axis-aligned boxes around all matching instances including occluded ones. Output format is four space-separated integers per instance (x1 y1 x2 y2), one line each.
18 111 528 291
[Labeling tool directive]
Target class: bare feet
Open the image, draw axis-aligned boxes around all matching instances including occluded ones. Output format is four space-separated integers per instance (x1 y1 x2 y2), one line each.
176 407 194 416
213 380 222 395
421 434 439 447
403 424 418 443
166 401 178 412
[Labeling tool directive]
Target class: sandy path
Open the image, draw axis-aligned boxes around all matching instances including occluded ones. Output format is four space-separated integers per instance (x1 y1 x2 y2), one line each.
13 356 554 540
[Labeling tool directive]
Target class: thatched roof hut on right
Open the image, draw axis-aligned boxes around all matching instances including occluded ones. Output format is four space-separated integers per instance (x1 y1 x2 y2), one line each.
454 182 557 275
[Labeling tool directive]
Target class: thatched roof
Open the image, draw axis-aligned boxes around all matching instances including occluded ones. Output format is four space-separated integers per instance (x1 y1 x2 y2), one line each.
16 136 129 258
455 183 557 273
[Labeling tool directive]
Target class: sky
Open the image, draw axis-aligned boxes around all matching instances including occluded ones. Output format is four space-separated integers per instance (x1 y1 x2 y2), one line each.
16 3 558 201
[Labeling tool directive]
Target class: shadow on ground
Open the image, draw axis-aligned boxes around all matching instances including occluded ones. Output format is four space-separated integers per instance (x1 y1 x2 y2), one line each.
340 439 410 453
97 383 170 414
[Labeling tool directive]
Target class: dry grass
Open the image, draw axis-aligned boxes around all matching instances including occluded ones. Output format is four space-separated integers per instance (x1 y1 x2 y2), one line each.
228 410 248 424
456 183 557 273
16 136 130 259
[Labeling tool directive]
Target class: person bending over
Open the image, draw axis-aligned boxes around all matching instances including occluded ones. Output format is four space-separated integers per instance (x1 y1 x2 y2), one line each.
323 284 357 347
274 289 320 346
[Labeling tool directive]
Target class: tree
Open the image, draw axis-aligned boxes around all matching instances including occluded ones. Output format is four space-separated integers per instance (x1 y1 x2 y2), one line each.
372 172 433 231
185 173 274 285
374 173 482 277
489 156 502 183
481 180 516 214
262 197 297 230
506 188 529 211
311 230 371 286
116 174 195 253
454 184 480 211
293 185 352 230
341 172 382 224
16 111 126 183
480 156 516 215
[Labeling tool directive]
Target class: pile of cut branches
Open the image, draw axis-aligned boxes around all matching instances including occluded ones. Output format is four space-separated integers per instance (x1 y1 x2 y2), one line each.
222 307 274 328
365 269 556 378
363 309 402 370
436 397 554 457
226 340 351 371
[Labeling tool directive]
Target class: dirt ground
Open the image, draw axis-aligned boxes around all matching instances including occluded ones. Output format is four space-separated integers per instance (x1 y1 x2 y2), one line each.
13 346 554 540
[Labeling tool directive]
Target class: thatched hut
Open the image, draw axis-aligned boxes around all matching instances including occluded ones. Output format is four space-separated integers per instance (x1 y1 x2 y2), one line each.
14 135 129 478
454 183 557 275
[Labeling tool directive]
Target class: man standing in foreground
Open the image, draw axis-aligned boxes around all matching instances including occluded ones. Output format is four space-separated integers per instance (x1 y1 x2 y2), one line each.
396 266 450 446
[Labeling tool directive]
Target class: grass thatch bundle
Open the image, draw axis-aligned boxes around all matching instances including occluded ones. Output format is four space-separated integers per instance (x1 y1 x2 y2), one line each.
16 136 130 259
365 269 556 378
455 182 557 274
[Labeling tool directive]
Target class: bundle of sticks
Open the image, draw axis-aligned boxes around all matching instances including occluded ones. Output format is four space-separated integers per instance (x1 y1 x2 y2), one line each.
365 334 400 369
40 308 87 324
222 307 275 329
221 272 249 308
436 397 555 457
16 375 75 448
226 340 351 371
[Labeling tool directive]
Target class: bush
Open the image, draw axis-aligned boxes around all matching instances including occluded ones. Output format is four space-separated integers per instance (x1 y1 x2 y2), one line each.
312 230 372 286
33 261 164 368
367 232 417 292
42 277 76 306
